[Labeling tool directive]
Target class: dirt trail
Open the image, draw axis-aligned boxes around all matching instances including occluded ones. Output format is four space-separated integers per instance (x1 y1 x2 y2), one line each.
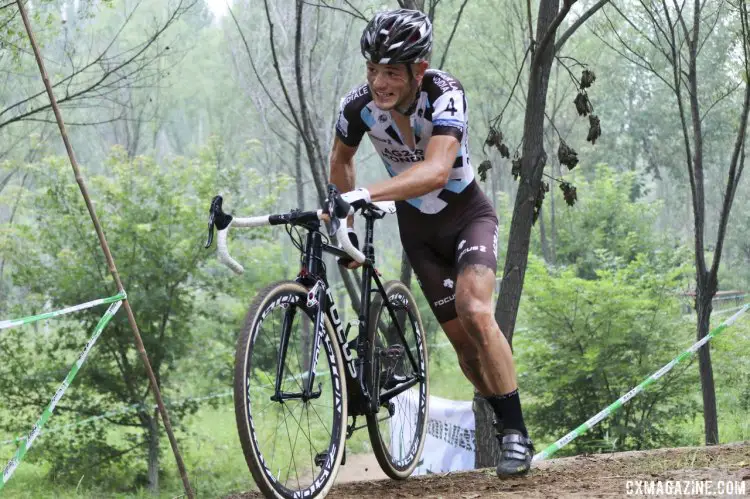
229 441 750 498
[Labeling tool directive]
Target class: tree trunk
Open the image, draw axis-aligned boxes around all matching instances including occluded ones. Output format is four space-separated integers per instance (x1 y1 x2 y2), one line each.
494 0 559 347
473 393 499 468
696 273 719 444
476 0 559 469
295 133 304 209
146 411 160 493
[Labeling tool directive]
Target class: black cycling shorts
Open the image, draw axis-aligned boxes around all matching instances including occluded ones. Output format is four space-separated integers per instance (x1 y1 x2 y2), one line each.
396 180 499 324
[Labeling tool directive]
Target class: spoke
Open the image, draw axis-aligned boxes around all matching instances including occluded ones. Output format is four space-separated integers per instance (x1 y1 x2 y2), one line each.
270 400 283 476
249 398 280 420
281 401 325 453
306 404 314 481
282 402 303 489
304 380 335 441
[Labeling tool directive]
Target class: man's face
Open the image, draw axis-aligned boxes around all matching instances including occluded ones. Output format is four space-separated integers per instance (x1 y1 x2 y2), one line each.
366 62 415 111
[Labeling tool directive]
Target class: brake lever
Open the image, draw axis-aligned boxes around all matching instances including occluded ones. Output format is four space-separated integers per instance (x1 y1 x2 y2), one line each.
325 183 352 238
205 195 233 249
327 198 340 237
326 184 339 237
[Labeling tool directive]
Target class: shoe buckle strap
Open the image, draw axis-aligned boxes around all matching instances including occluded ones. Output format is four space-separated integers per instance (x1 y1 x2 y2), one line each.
502 442 530 456
501 433 530 445
502 449 529 461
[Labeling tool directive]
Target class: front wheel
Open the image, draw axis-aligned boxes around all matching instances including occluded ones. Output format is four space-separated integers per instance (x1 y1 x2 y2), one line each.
234 281 347 499
366 280 429 479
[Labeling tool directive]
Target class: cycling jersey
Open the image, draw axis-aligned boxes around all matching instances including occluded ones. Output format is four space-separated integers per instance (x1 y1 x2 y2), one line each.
335 69 474 215
335 69 498 323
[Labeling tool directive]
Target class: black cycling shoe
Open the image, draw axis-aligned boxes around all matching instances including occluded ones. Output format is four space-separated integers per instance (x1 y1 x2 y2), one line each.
495 429 534 477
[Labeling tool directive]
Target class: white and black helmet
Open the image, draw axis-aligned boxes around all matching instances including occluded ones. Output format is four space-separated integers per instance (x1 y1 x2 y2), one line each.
360 9 433 65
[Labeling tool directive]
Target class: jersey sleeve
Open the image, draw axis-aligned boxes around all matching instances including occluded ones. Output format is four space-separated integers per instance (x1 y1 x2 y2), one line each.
426 71 467 142
335 85 370 147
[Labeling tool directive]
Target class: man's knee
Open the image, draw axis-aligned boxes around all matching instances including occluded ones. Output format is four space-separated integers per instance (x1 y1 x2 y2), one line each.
455 289 493 330
455 297 491 325
455 264 495 327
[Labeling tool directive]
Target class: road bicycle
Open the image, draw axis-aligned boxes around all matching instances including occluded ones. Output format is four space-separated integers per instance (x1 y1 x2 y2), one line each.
205 185 429 499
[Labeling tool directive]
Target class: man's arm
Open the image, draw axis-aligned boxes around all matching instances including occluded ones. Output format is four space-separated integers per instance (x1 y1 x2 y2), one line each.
329 136 358 193
367 135 460 202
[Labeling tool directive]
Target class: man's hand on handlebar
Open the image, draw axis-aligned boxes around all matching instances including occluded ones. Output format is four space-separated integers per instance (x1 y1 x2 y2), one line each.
338 228 363 270
328 186 370 269
340 188 371 213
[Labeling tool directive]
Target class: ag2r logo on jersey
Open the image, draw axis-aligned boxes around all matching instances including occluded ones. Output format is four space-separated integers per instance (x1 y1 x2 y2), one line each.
382 148 425 163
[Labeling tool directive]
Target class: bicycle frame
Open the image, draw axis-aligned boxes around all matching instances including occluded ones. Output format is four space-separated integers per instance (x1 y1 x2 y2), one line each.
277 210 423 417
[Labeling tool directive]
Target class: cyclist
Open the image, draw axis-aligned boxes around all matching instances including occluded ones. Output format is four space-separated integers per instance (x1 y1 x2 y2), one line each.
328 9 533 476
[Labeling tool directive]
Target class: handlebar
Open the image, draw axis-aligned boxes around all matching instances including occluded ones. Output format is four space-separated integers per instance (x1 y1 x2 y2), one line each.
205 185 394 275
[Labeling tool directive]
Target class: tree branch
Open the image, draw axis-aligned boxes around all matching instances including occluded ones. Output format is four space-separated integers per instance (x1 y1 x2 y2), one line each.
262 0 306 136
589 12 675 91
686 0 708 278
700 80 742 123
300 0 366 21
710 1 750 278
490 47 531 127
0 0 192 130
438 0 469 70
555 0 612 53
610 2 673 64
534 0 573 66
697 1 727 57
226 3 297 130
526 0 534 48
292 0 328 203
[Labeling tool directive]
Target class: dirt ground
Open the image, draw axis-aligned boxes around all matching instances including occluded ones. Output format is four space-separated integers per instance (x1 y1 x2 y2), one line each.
229 441 750 498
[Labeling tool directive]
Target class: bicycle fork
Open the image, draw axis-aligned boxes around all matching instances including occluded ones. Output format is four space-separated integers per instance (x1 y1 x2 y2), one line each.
270 282 326 403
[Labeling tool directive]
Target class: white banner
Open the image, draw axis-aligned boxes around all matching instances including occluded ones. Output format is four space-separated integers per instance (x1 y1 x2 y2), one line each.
391 391 475 475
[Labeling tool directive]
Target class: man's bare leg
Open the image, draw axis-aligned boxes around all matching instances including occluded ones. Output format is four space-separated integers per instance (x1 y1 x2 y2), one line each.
448 263 533 476
449 264 517 395
439 317 515 396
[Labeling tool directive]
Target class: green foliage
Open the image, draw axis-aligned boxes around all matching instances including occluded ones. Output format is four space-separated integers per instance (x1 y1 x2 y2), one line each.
541 164 685 279
0 142 288 487
516 255 697 455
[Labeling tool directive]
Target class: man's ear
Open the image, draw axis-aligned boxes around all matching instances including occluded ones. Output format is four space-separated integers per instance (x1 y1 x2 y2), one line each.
413 61 429 84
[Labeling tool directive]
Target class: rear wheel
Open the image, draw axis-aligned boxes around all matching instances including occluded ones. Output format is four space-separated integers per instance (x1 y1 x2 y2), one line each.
234 281 347 498
365 280 429 479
